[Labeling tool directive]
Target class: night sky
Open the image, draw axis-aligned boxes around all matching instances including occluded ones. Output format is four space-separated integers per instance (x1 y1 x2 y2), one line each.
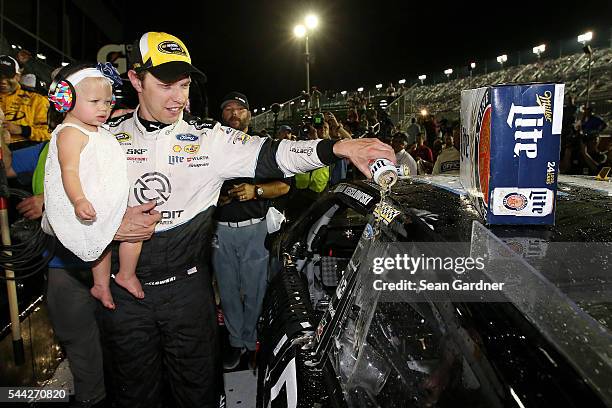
120 0 612 117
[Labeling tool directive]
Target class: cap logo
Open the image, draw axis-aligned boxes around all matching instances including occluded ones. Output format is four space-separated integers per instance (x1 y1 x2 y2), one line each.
157 41 187 56
236 97 246 104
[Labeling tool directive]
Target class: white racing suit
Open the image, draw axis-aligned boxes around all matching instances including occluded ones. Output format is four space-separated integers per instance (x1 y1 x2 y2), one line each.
101 110 338 408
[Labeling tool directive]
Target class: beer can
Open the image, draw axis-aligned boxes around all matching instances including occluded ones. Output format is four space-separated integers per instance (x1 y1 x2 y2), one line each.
369 158 398 189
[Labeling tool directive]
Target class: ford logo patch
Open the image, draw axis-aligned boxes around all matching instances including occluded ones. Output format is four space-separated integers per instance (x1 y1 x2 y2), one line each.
176 134 198 142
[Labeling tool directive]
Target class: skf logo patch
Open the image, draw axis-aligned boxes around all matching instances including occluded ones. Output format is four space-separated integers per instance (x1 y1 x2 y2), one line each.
503 193 528 211
126 148 147 155
157 41 187 56
184 144 200 154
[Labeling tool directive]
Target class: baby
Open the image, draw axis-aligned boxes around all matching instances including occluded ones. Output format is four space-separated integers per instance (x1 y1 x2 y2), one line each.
44 63 143 309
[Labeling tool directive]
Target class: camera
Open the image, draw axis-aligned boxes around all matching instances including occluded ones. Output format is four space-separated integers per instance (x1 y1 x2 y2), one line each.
312 112 324 128
299 115 313 140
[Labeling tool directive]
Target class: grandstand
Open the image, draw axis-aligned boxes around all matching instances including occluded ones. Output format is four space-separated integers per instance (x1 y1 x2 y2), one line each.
251 44 612 135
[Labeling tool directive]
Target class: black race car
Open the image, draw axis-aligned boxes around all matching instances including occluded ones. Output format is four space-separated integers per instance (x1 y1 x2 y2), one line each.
257 175 612 408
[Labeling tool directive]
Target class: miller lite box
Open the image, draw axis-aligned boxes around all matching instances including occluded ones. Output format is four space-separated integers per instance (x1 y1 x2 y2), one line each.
460 83 564 225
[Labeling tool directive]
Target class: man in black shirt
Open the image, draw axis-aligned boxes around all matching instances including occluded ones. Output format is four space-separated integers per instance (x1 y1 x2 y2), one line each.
213 92 290 369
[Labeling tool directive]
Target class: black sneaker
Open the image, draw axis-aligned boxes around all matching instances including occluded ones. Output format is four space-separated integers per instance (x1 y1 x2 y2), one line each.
223 346 245 370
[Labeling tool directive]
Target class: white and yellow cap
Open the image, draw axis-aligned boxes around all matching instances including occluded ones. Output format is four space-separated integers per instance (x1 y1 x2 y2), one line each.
130 32 205 82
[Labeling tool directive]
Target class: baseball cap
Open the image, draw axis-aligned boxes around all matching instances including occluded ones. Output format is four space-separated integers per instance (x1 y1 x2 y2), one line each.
279 125 292 133
129 32 206 82
220 92 249 110
0 55 19 77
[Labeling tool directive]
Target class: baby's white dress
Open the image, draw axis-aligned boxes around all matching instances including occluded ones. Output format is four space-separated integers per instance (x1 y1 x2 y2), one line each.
43 123 129 261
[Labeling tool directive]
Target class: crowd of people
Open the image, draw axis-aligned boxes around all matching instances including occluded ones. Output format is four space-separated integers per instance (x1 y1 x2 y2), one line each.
0 29 610 408
268 87 610 179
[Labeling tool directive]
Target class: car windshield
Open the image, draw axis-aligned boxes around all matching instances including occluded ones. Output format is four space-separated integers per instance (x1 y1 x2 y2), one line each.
325 180 612 407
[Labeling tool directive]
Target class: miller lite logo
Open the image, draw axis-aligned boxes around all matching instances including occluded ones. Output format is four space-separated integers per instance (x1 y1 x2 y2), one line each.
502 193 528 211
492 188 553 217
506 103 546 159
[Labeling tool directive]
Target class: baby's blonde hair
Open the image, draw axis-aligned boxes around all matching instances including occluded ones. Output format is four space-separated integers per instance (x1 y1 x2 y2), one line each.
74 76 112 93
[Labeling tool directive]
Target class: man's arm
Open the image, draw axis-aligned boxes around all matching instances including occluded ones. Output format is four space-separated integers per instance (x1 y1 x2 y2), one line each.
210 123 395 181
227 180 290 202
1 142 17 178
16 194 44 219
579 142 601 175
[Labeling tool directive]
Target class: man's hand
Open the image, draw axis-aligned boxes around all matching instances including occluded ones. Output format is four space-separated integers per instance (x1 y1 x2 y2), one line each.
217 194 233 206
114 201 161 243
3 122 22 135
228 183 256 202
16 195 44 220
333 138 396 178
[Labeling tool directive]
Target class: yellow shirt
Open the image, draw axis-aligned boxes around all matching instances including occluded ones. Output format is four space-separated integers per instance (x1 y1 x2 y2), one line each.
0 84 51 143
295 166 329 193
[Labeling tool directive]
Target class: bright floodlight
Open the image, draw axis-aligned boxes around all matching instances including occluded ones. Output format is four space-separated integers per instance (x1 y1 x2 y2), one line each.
253 109 258 113
420 109 428 116
340 90 347 95
380 100 387 103
577 31 593 44
262 107 266 111
532 44 546 55
470 62 476 69
36 53 46 60
418 74 427 81
398 79 406 84
305 14 318 29
375 83 383 89
357 87 364 92
444 68 453 75
294 25 306 38
497 54 507 63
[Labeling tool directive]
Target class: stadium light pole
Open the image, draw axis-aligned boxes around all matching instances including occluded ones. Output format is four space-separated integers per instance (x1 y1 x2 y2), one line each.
418 74 426 85
578 31 593 107
444 68 453 81
496 54 507 69
294 14 319 97
532 44 546 59
468 62 476 87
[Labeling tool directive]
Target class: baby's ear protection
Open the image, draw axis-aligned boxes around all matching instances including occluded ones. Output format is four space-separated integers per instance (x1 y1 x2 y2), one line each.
48 62 118 113
48 78 76 113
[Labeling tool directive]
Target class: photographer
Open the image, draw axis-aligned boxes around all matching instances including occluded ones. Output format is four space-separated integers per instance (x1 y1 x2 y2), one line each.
324 111 352 140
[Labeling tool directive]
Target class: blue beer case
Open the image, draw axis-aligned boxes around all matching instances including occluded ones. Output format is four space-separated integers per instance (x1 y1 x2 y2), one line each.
460 83 565 225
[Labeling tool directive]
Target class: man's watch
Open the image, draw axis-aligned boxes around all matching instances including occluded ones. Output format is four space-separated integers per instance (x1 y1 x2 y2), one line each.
255 186 264 198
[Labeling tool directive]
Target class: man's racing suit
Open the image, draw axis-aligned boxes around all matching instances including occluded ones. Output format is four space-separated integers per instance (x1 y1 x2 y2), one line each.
102 110 338 408
0 83 51 145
